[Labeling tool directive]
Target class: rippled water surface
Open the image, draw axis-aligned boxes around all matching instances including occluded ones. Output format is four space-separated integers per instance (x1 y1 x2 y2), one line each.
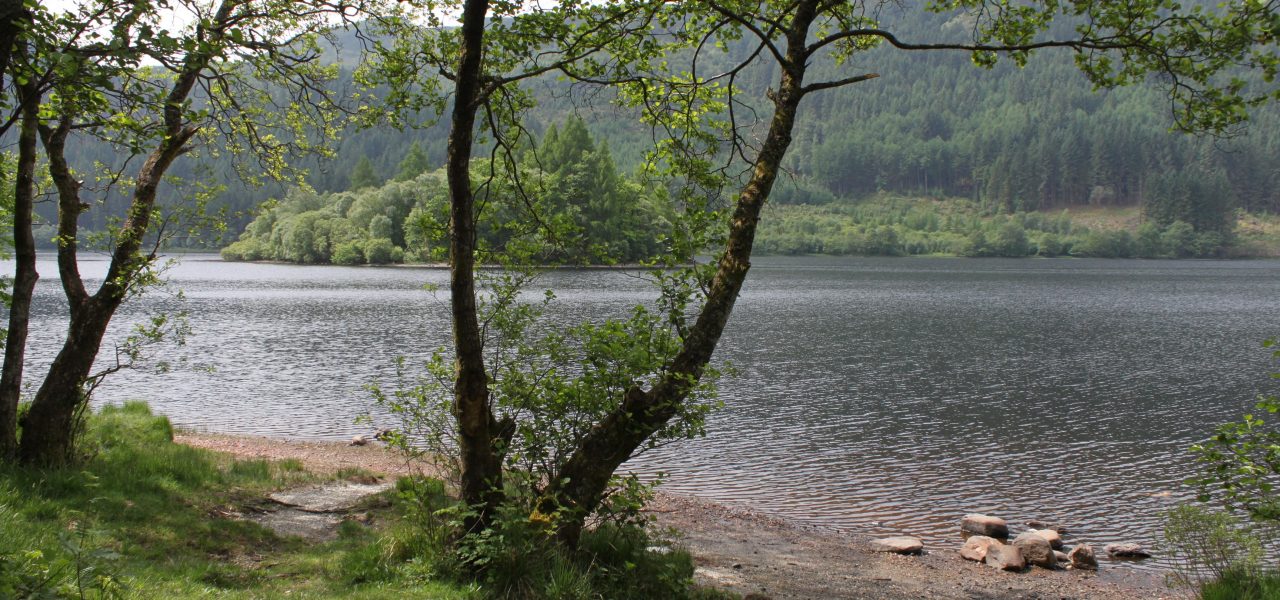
18 254 1280 563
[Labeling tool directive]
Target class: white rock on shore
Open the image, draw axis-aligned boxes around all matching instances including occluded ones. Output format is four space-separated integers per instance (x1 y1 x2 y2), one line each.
1028 528 1064 550
1069 543 1099 570
869 536 924 555
984 542 1025 571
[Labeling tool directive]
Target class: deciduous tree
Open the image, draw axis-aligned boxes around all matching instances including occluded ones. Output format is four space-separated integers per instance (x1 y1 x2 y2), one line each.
7 0 395 465
386 0 1280 546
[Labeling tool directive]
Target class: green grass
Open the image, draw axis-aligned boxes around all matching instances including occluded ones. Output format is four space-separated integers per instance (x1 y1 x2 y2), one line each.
755 195 1273 258
1201 570 1280 600
0 401 474 599
1 402 728 600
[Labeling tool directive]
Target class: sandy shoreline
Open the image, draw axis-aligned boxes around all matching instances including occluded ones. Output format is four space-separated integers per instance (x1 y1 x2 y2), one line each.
175 432 1173 599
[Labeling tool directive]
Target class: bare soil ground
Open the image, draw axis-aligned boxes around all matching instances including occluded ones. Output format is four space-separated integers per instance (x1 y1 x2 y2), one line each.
176 432 1177 600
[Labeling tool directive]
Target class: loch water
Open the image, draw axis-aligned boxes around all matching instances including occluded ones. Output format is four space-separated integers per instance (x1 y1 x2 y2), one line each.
18 254 1280 565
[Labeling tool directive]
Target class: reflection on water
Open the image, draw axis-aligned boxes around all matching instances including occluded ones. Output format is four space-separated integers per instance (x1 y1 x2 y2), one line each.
17 254 1280 568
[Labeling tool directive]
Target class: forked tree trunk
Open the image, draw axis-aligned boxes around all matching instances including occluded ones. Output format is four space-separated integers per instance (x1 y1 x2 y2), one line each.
17 127 192 465
542 1 820 546
14 304 112 464
17 31 203 464
447 0 505 532
0 80 40 460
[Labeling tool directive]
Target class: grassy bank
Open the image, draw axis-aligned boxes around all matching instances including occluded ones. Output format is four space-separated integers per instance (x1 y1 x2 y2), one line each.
0 403 712 599
755 196 1277 259
1 402 470 598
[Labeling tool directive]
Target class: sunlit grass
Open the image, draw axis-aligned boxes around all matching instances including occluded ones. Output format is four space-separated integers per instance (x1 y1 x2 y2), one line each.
0 402 475 599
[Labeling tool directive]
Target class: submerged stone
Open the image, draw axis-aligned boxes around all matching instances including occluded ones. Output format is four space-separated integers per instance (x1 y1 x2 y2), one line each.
1104 542 1150 559
1026 520 1068 534
961 514 1009 539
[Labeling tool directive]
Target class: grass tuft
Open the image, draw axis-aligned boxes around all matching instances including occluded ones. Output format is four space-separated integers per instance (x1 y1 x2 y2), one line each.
1201 570 1280 600
0 402 473 599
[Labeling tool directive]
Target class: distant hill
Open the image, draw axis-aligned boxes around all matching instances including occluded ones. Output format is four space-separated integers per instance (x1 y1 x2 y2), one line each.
41 13 1280 252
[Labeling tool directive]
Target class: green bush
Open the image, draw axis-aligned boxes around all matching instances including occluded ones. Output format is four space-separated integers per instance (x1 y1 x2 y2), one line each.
363 238 402 265
332 240 365 265
990 222 1030 257
1164 504 1263 590
1036 232 1064 257
448 504 701 600
1163 220 1197 258
220 238 270 261
1071 229 1134 258
1183 340 1280 598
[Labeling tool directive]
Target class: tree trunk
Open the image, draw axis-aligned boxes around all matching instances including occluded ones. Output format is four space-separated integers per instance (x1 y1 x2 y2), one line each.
447 0 504 533
15 304 111 465
17 81 196 466
544 1 819 546
0 81 40 461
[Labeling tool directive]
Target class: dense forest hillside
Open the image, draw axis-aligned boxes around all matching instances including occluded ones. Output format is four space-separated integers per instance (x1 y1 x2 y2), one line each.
42 11 1280 257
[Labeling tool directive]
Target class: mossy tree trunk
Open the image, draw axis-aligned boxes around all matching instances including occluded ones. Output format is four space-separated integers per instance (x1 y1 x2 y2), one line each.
446 0 507 533
0 78 40 461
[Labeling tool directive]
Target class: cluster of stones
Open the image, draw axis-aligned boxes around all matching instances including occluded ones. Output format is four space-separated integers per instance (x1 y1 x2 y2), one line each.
867 513 1152 573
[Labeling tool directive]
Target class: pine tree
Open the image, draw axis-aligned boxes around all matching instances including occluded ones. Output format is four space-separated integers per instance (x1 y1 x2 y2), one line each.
348 157 380 190
394 141 432 181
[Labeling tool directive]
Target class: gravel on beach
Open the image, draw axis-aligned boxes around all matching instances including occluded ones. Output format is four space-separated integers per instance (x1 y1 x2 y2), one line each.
176 432 1173 600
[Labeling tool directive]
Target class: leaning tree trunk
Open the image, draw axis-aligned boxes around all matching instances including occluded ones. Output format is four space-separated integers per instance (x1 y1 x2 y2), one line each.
542 1 819 546
17 88 197 466
0 80 40 460
14 303 113 465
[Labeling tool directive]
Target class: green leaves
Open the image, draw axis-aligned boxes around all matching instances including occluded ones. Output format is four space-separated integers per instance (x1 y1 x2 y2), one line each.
1189 339 1280 522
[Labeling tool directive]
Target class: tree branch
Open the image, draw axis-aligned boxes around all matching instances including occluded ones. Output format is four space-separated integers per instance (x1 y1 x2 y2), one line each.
801 72 879 94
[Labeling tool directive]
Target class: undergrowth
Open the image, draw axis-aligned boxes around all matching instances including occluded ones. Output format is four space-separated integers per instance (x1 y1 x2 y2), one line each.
0 402 724 599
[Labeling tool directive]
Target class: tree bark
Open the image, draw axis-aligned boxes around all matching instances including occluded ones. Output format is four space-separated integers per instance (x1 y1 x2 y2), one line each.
0 80 40 461
16 2 216 465
447 0 505 533
544 0 820 546
17 116 194 465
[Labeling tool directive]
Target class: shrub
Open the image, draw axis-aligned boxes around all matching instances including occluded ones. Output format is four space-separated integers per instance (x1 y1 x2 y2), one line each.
991 222 1029 257
220 238 270 261
1163 504 1263 590
332 240 365 265
1036 232 1064 257
363 238 402 265
1163 220 1197 258
448 503 700 600
1071 229 1134 258
1181 340 1280 598
1194 231 1227 258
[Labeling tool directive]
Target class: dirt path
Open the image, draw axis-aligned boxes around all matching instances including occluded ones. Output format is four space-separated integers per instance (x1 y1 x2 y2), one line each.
176 432 1176 600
